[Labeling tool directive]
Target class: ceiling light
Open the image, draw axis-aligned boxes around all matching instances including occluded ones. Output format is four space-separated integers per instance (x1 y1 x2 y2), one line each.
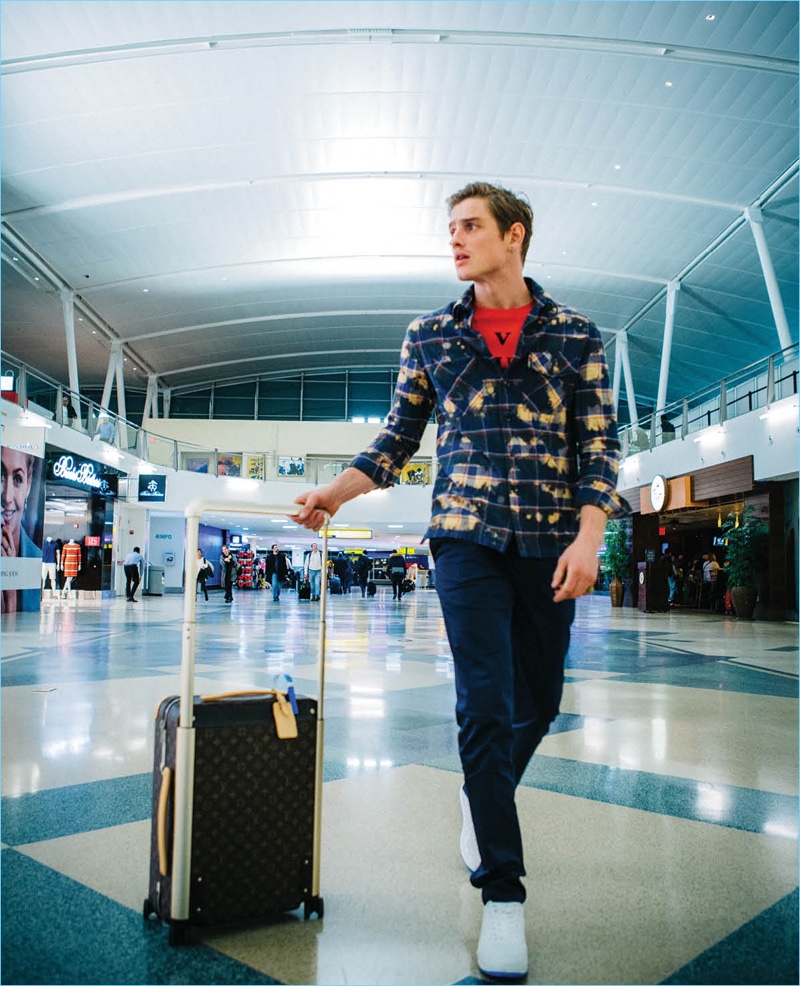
387 524 404 529
665 81 673 87
591 202 598 207
706 13 715 20
142 288 149 293
613 164 621 170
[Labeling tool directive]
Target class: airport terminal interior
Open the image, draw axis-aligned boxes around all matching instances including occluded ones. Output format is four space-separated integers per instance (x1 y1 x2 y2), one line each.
2 3 799 985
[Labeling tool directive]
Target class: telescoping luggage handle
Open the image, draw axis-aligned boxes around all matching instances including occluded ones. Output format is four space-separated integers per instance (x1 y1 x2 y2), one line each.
170 498 329 929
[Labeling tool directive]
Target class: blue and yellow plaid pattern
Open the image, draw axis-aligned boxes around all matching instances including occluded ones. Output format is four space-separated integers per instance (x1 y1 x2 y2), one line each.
351 279 629 557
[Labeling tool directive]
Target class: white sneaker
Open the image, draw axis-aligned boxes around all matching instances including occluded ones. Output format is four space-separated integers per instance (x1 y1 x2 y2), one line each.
477 901 528 979
459 785 481 873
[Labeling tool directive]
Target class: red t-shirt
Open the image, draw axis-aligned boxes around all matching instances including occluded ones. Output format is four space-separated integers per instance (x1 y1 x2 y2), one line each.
471 304 532 368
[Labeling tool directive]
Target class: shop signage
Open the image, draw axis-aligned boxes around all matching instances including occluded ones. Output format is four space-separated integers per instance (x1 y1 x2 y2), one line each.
49 454 118 497
85 536 101 547
138 474 167 502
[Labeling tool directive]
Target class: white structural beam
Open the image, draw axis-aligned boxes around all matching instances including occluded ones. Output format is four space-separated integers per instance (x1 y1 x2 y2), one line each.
60 290 80 399
655 280 681 426
745 206 793 351
100 342 121 410
142 374 159 420
611 339 623 410
114 347 127 424
617 332 639 427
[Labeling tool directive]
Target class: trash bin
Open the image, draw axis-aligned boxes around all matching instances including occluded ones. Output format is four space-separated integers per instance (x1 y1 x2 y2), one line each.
145 565 165 596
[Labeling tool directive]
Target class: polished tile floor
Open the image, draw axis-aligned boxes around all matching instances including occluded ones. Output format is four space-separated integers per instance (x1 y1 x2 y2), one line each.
2 585 798 985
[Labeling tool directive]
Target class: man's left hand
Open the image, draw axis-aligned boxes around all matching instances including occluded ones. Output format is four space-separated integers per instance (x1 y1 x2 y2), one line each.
551 539 599 602
551 504 608 603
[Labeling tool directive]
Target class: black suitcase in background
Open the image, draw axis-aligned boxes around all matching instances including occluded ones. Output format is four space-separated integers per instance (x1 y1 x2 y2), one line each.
298 578 311 600
144 500 329 945
329 575 342 594
367 580 377 597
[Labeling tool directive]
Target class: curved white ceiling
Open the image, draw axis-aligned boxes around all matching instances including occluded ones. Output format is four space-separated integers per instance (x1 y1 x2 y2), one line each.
2 1 797 417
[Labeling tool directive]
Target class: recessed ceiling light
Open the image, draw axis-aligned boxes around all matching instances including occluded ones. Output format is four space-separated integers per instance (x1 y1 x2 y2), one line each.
387 524 404 529
665 81 673 87
142 288 149 293
613 164 621 170
591 202 598 207
706 13 715 21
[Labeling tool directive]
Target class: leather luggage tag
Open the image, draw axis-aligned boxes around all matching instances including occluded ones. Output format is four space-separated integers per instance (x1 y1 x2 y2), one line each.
272 690 298 740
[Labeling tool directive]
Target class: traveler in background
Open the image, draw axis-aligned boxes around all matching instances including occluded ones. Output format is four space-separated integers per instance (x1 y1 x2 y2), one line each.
265 543 289 602
123 546 144 602
304 542 323 601
196 549 213 601
386 549 407 600
94 413 116 443
354 550 372 597
660 415 676 442
219 544 239 604
294 181 628 978
61 395 78 427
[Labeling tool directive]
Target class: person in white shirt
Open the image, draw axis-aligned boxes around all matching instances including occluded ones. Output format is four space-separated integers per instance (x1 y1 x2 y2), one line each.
304 542 323 601
123 547 144 602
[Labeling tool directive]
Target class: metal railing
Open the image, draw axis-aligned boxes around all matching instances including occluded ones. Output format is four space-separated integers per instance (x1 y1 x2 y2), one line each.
0 352 432 485
4 342 796 480
619 343 798 455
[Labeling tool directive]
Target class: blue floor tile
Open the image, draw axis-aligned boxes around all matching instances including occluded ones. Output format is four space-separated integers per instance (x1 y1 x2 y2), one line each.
660 888 799 985
1 850 284 985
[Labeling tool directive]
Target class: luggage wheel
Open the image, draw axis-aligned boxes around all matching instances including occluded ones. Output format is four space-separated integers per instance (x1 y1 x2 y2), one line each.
142 898 156 921
168 920 192 946
304 896 324 920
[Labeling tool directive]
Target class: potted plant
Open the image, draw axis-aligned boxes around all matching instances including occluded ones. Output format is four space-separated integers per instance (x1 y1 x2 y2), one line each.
604 519 631 607
720 506 768 619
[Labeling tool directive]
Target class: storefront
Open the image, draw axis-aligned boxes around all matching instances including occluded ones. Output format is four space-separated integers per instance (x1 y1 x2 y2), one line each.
43 448 124 594
624 455 795 619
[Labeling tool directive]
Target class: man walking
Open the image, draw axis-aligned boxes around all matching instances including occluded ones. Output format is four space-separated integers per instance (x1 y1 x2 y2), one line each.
354 550 372 597
295 182 627 978
264 544 289 602
219 544 239 603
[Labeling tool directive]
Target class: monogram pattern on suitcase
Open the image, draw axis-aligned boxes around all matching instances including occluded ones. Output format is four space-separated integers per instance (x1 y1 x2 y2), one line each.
146 695 318 931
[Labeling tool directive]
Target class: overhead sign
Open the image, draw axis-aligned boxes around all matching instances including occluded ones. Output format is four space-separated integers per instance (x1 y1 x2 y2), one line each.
319 529 373 540
48 453 118 498
138 474 167 503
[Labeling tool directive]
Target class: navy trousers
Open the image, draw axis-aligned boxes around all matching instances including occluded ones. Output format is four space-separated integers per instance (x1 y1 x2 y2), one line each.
430 537 575 904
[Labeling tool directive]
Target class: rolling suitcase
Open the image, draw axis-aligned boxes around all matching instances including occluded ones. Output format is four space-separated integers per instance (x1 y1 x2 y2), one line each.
367 580 377 597
298 578 311 600
143 499 329 945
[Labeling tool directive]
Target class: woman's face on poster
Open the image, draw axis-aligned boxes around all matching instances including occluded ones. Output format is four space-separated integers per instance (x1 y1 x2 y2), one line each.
1 448 34 554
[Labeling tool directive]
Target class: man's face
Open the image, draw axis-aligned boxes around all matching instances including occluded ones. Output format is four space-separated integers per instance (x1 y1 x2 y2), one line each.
448 197 520 284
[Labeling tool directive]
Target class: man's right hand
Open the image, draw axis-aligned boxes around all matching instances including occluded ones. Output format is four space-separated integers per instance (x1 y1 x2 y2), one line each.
293 467 378 531
293 487 339 532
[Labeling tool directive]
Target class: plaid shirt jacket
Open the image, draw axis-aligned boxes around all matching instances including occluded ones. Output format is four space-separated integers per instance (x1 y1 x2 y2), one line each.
351 278 629 557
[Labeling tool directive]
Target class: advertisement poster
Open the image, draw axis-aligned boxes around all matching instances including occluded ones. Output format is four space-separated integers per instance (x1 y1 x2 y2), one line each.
2 425 46 612
245 454 265 480
278 455 305 477
400 461 429 486
217 453 242 477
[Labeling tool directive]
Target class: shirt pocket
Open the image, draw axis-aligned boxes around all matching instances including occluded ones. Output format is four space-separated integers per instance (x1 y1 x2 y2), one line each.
431 355 488 418
524 347 581 412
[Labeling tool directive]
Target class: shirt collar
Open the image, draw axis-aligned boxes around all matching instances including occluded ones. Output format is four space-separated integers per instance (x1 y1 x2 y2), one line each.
452 277 552 323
